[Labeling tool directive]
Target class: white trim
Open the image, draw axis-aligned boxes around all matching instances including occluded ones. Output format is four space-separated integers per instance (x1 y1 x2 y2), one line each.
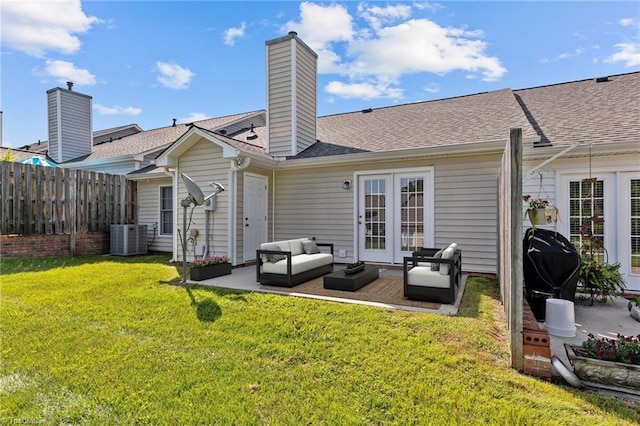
619 172 640 291
354 166 435 264
290 38 297 157
158 184 173 237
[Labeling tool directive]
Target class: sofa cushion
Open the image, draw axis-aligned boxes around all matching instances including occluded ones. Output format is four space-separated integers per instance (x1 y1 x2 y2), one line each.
259 243 279 263
302 240 320 254
288 238 308 256
439 247 455 275
407 267 451 289
261 253 333 275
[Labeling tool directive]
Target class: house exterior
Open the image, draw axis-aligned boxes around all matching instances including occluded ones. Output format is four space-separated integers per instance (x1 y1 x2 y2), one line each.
4 32 639 291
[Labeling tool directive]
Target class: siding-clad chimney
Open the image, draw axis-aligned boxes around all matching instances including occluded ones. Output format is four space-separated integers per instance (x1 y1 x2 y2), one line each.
47 85 93 163
265 32 317 157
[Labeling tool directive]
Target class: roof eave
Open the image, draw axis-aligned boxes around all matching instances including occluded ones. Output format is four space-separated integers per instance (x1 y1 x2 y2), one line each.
277 138 514 169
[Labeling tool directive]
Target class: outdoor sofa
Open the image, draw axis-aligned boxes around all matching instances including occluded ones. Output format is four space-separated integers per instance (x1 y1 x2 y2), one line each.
256 238 334 287
403 243 462 304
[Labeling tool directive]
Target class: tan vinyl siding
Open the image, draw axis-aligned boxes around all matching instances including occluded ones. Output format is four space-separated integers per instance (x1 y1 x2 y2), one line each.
294 45 317 152
271 153 502 273
47 88 92 163
177 138 230 262
137 177 173 253
267 41 294 157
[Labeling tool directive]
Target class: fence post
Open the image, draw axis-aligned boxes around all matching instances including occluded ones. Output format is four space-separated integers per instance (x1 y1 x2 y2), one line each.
69 169 77 255
510 128 524 371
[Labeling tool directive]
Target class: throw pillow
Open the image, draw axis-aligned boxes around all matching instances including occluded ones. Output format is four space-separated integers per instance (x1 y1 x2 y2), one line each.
430 249 444 271
267 253 287 263
302 240 320 254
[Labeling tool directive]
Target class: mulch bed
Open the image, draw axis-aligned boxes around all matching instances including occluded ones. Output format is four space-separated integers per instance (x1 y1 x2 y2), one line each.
261 274 440 310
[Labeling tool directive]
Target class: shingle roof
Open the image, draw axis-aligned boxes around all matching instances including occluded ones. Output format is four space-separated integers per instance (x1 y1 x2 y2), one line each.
296 88 536 158
74 111 263 162
513 72 640 146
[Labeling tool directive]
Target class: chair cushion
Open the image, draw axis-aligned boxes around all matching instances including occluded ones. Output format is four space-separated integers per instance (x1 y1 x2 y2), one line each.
439 247 455 275
407 267 451 289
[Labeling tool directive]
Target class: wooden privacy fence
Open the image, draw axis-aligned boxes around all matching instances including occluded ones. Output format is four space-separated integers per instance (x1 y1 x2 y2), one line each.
0 161 136 235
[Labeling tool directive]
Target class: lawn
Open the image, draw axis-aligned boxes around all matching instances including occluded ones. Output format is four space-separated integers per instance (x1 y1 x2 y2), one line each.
1 255 638 425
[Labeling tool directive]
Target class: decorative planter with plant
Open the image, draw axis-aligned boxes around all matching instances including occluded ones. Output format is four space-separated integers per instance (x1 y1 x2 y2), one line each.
344 261 365 275
190 256 231 281
629 297 640 322
565 333 640 393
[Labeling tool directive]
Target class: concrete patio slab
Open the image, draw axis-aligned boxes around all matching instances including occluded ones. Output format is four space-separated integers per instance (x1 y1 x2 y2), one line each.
187 265 466 315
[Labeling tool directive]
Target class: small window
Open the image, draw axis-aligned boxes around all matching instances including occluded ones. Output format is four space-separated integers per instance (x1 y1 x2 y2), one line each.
160 186 173 235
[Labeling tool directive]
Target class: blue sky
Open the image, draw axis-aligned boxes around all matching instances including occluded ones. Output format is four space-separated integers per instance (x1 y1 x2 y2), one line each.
1 1 638 149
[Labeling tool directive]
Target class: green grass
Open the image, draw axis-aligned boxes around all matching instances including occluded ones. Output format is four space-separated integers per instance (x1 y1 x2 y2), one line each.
1 255 638 425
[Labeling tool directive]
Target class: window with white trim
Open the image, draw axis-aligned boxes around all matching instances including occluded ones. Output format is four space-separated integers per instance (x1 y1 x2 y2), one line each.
160 186 173 235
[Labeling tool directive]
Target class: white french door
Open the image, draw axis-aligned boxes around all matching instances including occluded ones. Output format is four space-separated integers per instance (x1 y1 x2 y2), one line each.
558 171 640 292
620 173 640 291
357 169 433 264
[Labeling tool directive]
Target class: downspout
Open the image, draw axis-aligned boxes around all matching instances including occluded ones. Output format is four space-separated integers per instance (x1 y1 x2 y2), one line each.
227 165 236 265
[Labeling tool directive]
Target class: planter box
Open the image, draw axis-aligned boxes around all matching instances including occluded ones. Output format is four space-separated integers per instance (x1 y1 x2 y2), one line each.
190 263 232 281
565 344 640 395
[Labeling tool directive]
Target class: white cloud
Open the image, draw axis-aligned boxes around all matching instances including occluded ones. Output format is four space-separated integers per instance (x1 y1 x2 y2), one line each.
558 47 585 59
1 0 100 57
224 22 246 46
358 3 412 31
286 2 506 102
180 113 208 123
155 62 194 89
619 18 635 27
325 80 403 99
94 104 142 116
424 83 440 93
37 60 96 85
604 43 640 67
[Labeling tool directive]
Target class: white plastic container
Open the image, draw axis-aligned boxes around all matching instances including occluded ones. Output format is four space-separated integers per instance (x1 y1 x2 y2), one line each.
544 299 576 337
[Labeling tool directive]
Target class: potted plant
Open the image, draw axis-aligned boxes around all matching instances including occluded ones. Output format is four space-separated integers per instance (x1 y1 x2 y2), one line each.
629 297 640 322
190 255 231 281
344 260 365 275
523 194 556 227
565 333 640 392
577 214 626 304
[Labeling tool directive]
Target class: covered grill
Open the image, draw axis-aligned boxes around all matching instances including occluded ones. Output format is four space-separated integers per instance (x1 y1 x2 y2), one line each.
523 228 581 321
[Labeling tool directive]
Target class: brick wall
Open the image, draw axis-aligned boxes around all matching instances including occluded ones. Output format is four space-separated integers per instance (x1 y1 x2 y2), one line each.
522 297 551 378
0 233 110 258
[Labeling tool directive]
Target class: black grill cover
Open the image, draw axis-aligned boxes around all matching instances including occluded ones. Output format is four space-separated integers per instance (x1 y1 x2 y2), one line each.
523 228 581 317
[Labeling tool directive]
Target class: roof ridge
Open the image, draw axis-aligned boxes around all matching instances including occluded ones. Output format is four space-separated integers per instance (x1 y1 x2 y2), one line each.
513 71 640 93
318 89 513 119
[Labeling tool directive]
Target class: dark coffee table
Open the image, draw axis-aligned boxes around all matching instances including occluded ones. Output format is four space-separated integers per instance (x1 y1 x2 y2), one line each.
323 265 379 291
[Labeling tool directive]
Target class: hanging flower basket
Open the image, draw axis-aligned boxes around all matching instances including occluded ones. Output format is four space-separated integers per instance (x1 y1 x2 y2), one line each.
527 208 548 225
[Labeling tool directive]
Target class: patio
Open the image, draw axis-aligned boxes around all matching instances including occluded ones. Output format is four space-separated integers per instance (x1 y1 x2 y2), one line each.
188 264 467 316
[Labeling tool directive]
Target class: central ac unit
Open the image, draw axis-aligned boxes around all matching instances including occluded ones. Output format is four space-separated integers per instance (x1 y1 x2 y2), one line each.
110 224 148 256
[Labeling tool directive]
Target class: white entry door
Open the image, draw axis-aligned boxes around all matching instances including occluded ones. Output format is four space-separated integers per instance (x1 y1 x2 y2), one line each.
357 170 433 264
243 174 267 262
